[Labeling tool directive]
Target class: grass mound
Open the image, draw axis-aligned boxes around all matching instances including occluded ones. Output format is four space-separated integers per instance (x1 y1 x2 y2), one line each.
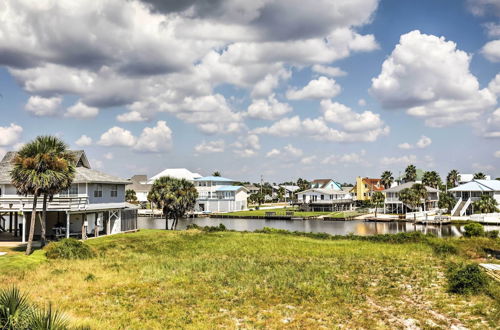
45 238 95 260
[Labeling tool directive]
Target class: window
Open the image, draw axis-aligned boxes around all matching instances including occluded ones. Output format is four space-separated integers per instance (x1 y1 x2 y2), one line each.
94 184 102 198
321 194 324 200
60 184 78 196
110 185 118 197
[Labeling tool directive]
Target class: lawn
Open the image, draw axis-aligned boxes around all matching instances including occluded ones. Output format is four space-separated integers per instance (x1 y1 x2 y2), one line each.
0 230 499 329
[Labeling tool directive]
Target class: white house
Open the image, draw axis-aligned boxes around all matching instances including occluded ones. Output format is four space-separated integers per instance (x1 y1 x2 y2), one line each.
147 168 202 184
449 180 500 216
0 151 138 243
296 188 354 212
194 176 248 213
383 182 439 214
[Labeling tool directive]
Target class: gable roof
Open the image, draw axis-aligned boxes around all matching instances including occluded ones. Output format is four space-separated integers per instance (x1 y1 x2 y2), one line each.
216 185 248 192
297 188 349 195
383 181 439 193
148 168 202 183
360 178 384 191
449 180 500 192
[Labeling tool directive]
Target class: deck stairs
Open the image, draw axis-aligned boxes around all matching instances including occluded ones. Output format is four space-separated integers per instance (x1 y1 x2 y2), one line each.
451 198 471 216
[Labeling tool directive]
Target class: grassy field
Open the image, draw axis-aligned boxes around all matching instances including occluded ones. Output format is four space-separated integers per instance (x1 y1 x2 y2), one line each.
223 207 363 218
0 230 499 329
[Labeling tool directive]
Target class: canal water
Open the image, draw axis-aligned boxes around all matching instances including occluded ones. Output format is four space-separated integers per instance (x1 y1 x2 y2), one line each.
137 217 500 237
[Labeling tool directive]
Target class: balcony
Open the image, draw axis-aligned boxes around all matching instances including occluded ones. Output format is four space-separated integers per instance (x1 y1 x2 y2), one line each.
0 195 89 212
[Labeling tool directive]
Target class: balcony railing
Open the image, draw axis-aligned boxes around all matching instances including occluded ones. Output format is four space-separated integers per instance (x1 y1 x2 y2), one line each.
0 195 89 212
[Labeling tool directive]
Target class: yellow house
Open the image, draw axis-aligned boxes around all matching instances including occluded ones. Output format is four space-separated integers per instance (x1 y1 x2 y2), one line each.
351 177 384 201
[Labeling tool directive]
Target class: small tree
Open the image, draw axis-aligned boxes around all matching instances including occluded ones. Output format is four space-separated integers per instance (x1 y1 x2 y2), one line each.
472 194 498 214
277 187 286 202
125 189 138 203
399 188 421 215
371 191 385 218
148 176 198 230
438 191 455 213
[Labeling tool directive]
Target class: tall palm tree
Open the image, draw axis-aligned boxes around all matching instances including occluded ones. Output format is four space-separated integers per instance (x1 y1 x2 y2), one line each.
412 183 428 211
422 171 442 189
380 171 394 189
473 172 487 180
446 169 460 188
11 136 75 254
148 176 198 230
404 164 417 182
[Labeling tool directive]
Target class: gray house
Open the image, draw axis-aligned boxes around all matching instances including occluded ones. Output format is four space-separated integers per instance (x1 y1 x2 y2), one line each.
0 150 137 243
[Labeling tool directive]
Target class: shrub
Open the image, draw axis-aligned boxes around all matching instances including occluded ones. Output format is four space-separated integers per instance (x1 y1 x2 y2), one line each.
186 224 201 230
485 230 499 239
428 241 458 255
447 263 488 295
202 223 227 232
463 223 485 237
45 238 96 260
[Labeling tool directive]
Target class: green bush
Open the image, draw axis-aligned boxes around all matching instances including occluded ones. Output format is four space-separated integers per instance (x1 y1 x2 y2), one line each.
485 230 499 239
447 263 488 295
45 238 96 260
429 241 458 255
186 224 201 230
463 223 485 237
202 223 227 232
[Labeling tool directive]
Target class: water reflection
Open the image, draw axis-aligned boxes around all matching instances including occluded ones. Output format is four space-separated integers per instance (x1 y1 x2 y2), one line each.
137 217 500 237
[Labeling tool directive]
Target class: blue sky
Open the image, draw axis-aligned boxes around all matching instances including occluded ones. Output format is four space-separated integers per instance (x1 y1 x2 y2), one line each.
0 0 499 183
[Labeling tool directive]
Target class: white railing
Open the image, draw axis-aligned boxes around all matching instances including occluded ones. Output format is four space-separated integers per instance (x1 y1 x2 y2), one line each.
470 213 500 223
460 198 472 216
0 195 89 211
451 198 462 216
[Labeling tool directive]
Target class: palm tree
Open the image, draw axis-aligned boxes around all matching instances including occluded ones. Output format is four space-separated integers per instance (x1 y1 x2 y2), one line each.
446 169 460 188
422 171 442 189
399 188 420 214
125 189 138 203
412 183 428 211
380 171 394 189
148 176 198 230
404 164 417 183
473 172 487 180
472 194 498 213
11 136 75 254
438 191 455 213
371 191 385 218
212 171 221 177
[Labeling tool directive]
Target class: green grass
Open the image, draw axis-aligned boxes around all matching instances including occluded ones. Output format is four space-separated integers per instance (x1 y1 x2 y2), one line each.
0 247 46 275
0 230 499 329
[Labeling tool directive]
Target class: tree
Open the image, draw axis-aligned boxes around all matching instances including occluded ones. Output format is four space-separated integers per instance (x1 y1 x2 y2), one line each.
473 194 498 214
403 164 417 182
473 172 487 180
399 188 421 213
212 171 221 177
125 189 138 203
422 171 442 189
412 183 428 211
446 169 460 188
380 171 394 189
438 191 455 213
148 176 198 230
249 192 265 206
277 187 286 202
371 191 385 218
296 178 310 192
10 136 75 254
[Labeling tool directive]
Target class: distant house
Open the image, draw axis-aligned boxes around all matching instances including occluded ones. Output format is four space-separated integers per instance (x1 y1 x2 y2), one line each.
0 150 137 243
383 182 439 214
296 188 354 212
351 177 384 201
311 179 342 190
244 184 260 195
449 180 500 216
281 185 300 200
147 168 202 184
194 176 248 213
126 175 151 203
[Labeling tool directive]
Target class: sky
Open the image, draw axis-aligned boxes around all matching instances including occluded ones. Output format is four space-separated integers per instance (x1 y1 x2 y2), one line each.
0 0 500 183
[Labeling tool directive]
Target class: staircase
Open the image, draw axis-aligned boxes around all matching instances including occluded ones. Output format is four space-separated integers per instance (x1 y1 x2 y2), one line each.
452 199 470 216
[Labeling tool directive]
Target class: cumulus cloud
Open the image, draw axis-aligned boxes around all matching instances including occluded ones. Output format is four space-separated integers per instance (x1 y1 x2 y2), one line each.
321 150 367 165
247 94 292 120
311 65 347 77
467 0 500 17
195 140 225 153
371 30 496 127
286 76 341 100
266 148 281 158
484 22 500 38
321 100 386 133
98 127 137 147
75 135 93 147
482 40 500 62
484 108 500 137
0 123 23 146
232 134 260 157
25 96 62 116
266 144 303 158
133 121 173 152
65 101 99 119
380 155 417 166
398 135 432 149
301 155 317 165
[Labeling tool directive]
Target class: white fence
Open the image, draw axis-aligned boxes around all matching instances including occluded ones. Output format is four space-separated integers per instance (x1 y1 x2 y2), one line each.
469 213 500 224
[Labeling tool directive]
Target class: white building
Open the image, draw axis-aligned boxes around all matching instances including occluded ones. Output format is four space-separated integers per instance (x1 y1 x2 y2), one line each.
449 180 500 216
383 182 439 214
194 176 248 213
147 168 202 184
296 188 354 212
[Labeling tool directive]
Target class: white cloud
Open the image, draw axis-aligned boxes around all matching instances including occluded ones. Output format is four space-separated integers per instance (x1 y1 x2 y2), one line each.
472 162 495 172
467 0 500 17
286 76 341 100
380 155 417 166
358 98 367 106
321 100 386 133
0 123 23 146
65 101 99 119
98 127 137 147
484 22 500 38
116 111 149 122
25 96 62 116
247 94 292 120
195 140 225 153
90 159 103 169
485 108 500 137
482 40 500 62
398 135 432 149
233 134 260 157
371 30 496 127
134 121 173 152
301 155 317 165
311 65 347 77
494 150 500 158
321 150 367 165
75 135 92 147
104 152 114 160
266 149 281 158
251 70 291 98
398 143 412 150
266 144 303 159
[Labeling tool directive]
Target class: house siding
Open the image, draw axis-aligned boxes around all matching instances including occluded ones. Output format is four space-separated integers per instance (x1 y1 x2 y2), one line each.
88 183 126 204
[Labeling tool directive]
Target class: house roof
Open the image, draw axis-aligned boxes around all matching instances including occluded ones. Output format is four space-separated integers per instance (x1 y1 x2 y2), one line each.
194 176 234 182
148 168 202 183
216 185 248 192
383 181 439 193
449 180 500 192
281 185 300 192
297 188 349 195
0 150 129 185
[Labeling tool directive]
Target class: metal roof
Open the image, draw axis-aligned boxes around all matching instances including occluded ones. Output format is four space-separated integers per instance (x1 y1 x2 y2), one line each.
147 168 202 183
383 181 439 193
195 176 235 182
215 185 247 192
449 180 500 192
297 188 349 195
